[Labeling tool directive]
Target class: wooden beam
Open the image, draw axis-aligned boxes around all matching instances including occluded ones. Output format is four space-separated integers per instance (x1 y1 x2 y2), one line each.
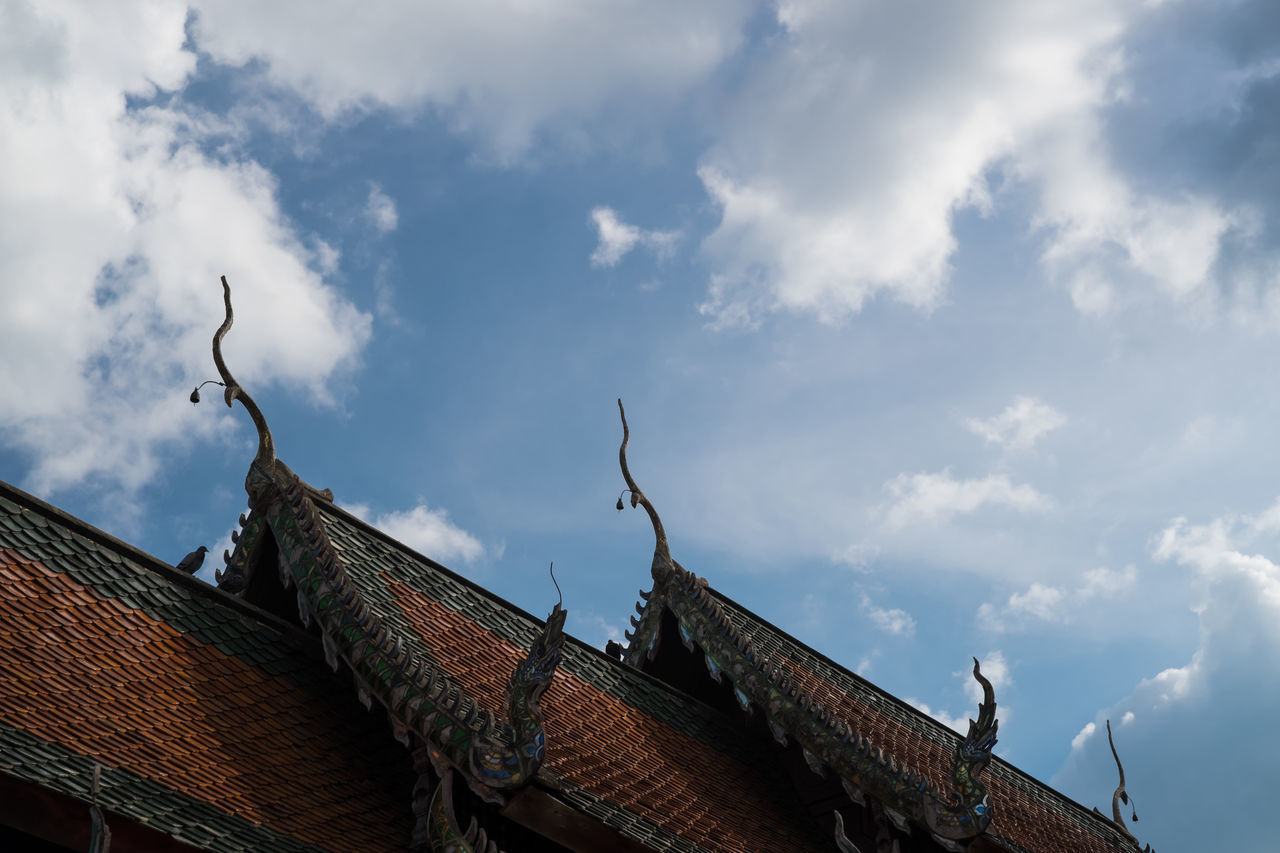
502 785 656 853
0 775 205 853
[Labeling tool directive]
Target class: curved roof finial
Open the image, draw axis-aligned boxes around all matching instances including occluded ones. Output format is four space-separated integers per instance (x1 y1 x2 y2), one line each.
212 276 275 469
548 561 562 609
617 399 674 582
1106 719 1140 842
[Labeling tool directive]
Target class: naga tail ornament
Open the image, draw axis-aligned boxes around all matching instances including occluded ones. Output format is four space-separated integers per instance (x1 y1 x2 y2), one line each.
833 812 863 853
428 769 504 853
924 658 999 838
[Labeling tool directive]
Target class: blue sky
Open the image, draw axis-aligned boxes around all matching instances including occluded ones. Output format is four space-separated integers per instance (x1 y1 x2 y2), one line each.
2 2 1279 850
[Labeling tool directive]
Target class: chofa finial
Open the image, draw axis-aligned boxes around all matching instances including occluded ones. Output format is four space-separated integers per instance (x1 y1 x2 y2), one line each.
616 399 674 582
204 276 275 468
1107 719 1142 843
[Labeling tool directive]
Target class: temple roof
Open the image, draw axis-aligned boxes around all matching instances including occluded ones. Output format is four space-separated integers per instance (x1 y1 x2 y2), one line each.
0 453 1144 853
289 498 830 852
0 480 414 852
697 587 1139 853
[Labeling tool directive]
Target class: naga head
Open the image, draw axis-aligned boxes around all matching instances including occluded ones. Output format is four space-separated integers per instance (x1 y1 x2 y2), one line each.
961 657 999 768
925 658 999 839
519 602 567 705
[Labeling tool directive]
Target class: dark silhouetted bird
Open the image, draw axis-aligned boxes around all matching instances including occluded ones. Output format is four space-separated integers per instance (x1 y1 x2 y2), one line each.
175 545 208 575
605 640 624 659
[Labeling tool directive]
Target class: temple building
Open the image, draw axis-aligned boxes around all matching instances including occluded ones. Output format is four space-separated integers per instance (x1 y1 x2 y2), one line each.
0 282 1153 852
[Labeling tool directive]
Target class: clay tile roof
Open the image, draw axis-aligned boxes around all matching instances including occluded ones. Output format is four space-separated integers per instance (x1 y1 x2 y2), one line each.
0 482 413 852
318 503 830 852
708 588 1139 853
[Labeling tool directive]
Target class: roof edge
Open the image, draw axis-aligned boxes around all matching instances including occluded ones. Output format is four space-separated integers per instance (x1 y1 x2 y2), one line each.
0 479 312 644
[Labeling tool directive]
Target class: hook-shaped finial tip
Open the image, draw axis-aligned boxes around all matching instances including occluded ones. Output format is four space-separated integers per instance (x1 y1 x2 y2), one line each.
549 561 562 609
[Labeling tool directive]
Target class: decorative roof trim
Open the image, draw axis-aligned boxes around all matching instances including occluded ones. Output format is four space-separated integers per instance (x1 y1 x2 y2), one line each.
427 769 504 853
833 811 862 853
615 402 998 842
1105 719 1153 852
207 279 567 804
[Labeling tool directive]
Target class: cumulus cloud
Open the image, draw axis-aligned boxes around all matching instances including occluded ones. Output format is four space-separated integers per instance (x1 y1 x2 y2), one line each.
1070 720 1096 752
589 207 679 268
965 396 1066 451
189 0 751 158
696 1 1246 327
1054 498 1280 851
347 502 486 565
0 0 370 502
882 470 1052 528
906 700 969 734
860 593 915 637
978 565 1137 632
365 184 398 233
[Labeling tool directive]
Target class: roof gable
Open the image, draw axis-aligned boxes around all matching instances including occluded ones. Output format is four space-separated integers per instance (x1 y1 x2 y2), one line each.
611 400 1142 853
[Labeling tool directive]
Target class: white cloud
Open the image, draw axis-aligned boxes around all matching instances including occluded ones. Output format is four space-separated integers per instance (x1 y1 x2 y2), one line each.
1006 583 1065 621
965 396 1066 451
0 0 371 501
1054 499 1280 850
365 184 398 234
589 207 678 268
350 502 485 565
578 612 627 650
907 699 969 734
882 470 1052 528
979 564 1137 632
1070 720 1096 752
189 0 750 158
832 542 878 571
860 593 915 637
695 1 1244 326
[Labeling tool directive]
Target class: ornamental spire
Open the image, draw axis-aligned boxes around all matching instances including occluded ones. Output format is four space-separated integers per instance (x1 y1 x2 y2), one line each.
1107 719 1142 844
617 399 675 584
209 276 275 469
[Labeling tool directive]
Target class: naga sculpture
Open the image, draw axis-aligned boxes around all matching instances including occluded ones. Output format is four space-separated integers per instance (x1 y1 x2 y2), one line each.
427 769 504 853
205 277 565 797
616 399 998 842
832 812 862 853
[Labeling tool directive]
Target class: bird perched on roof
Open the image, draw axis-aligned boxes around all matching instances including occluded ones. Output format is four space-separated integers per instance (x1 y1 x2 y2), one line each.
175 545 208 575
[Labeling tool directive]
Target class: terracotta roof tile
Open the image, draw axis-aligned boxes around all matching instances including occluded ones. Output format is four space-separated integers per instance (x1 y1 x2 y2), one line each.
712 592 1137 853
386 577 826 852
0 532 412 852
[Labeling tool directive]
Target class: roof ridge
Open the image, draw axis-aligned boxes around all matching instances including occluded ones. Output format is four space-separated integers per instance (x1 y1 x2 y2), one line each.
0 478 310 642
317 499 793 771
704 584 1141 845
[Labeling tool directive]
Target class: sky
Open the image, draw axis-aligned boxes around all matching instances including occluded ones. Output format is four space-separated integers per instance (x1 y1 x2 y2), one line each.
2 2 1278 850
